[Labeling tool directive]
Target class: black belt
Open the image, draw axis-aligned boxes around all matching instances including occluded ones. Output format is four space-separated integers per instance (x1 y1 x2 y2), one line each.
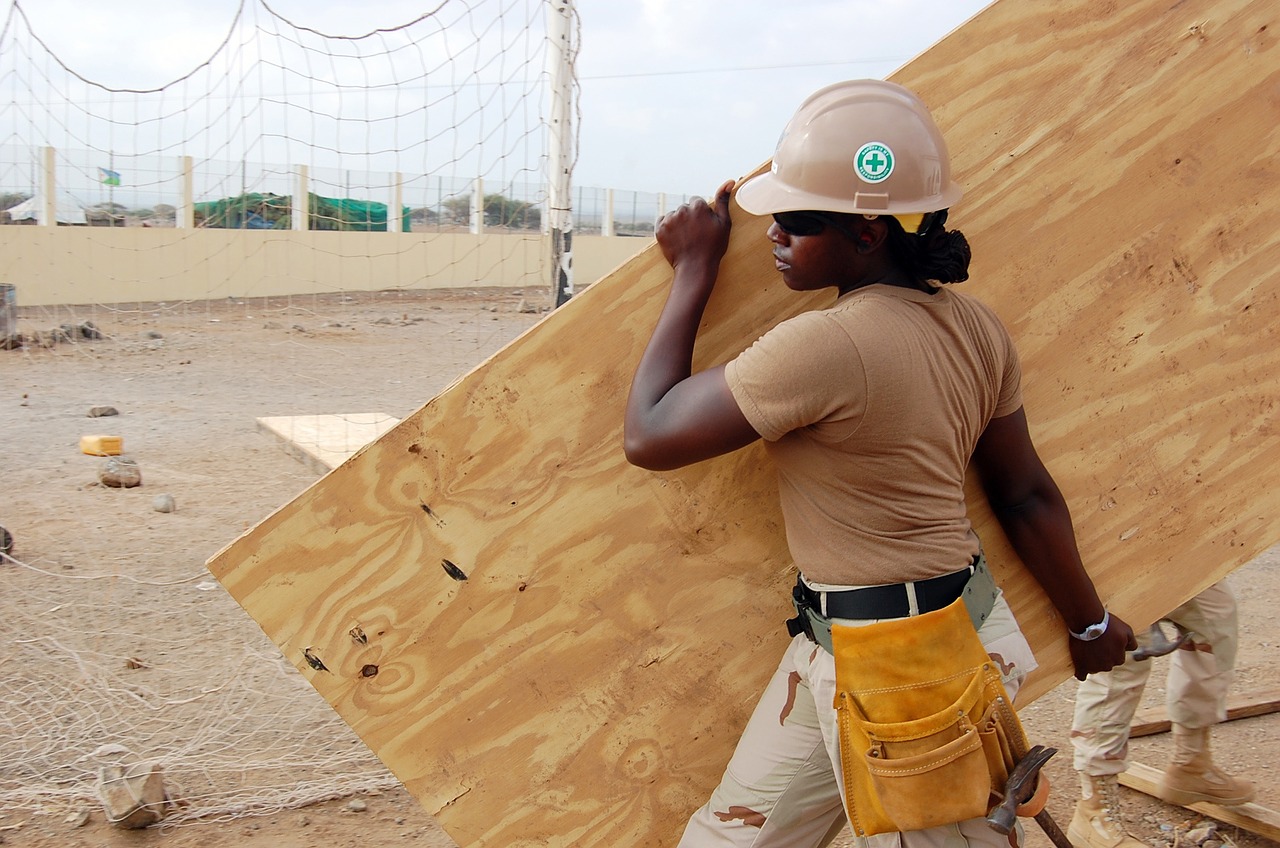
792 557 978 621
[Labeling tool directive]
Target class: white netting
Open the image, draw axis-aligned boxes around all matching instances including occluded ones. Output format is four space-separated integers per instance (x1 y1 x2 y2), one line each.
0 0 586 828
1 0 553 231
1 554 401 822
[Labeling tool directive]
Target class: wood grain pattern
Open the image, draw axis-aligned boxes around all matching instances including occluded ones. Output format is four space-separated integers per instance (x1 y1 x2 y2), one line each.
207 1 1280 845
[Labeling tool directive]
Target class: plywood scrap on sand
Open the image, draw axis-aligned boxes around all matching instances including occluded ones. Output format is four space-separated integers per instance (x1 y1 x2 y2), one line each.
1119 763 1280 841
207 1 1280 845
257 413 399 473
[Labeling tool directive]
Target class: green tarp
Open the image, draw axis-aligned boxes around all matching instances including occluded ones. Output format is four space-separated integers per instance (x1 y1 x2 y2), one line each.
193 192 410 231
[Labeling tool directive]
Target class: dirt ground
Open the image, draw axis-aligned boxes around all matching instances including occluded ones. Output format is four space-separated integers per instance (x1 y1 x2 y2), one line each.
1 289 1275 848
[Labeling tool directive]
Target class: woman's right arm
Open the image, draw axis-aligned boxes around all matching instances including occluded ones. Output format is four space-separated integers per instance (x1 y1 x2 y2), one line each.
624 180 761 471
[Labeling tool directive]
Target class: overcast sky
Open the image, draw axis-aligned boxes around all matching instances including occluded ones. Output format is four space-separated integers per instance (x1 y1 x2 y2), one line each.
13 0 993 199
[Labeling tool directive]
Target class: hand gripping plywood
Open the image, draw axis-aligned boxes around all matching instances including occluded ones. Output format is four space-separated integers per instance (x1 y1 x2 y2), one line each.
207 1 1280 845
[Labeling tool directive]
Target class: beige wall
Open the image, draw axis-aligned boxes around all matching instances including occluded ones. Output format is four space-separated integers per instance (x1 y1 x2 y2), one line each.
0 228 650 307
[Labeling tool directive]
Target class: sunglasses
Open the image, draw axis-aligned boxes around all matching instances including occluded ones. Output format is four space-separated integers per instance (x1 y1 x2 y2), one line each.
771 210 851 237
771 210 943 238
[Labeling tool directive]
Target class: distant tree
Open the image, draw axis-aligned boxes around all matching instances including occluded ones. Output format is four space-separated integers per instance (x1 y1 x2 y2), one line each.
153 203 176 217
409 206 437 224
483 193 540 230
0 192 30 211
441 196 471 225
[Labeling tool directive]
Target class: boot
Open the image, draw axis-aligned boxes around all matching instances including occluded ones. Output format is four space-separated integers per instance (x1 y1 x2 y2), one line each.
1158 724 1255 806
1067 773 1149 848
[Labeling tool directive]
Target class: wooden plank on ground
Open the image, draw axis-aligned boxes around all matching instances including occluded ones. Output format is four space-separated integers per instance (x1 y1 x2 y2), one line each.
257 413 399 473
1131 688 1280 738
208 1 1280 846
1119 762 1280 841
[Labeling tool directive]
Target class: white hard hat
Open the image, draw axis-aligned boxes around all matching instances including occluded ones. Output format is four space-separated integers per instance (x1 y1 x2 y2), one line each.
737 79 963 220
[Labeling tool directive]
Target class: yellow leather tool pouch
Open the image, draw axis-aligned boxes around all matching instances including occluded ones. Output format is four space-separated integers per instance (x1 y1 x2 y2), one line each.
832 597 1028 837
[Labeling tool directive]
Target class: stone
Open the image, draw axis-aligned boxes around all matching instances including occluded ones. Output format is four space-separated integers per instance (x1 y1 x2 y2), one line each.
152 494 176 513
64 808 92 828
100 456 142 488
88 406 119 418
345 799 368 812
1186 824 1217 845
97 760 169 828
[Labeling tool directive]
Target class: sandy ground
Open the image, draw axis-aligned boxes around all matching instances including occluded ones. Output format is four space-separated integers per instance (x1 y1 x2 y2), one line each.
1 289 1275 848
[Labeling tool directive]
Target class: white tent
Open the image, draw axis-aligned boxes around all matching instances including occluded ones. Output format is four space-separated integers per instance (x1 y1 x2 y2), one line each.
5 194 87 225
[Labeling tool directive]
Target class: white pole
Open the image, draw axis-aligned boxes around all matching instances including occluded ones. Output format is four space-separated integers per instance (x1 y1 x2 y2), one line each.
293 165 309 231
39 146 55 227
547 0 575 307
178 156 194 229
602 188 615 237
390 171 404 233
471 177 484 235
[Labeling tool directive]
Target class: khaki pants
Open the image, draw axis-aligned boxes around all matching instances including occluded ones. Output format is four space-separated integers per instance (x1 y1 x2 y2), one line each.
1071 580 1238 776
677 592 1037 848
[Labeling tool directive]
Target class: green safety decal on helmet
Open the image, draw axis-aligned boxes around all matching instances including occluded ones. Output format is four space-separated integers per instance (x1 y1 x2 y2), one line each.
855 142 894 184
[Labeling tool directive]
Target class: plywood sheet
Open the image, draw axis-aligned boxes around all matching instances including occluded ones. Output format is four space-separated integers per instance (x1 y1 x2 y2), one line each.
207 1 1280 846
257 413 400 473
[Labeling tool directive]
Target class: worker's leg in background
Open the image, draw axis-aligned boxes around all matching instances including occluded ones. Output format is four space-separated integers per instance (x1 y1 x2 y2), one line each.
1160 581 1253 806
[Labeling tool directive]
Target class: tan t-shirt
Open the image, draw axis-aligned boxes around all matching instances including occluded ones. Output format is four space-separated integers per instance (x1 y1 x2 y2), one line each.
724 284 1023 586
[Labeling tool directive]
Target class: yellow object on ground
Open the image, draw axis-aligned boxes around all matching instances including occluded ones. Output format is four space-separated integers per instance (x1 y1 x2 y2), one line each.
80 435 123 456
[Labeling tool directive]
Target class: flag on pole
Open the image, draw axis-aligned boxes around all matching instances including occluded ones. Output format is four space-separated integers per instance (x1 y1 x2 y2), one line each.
98 167 121 186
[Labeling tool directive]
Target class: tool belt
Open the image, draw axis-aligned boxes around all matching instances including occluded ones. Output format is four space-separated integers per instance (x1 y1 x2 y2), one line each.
786 553 998 655
831 597 1029 836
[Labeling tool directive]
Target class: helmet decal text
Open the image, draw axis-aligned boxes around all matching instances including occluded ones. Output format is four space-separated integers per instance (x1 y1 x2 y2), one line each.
855 142 894 184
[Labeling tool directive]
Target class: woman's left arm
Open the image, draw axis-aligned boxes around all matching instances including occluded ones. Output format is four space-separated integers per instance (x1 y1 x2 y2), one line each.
624 180 761 471
972 407 1137 679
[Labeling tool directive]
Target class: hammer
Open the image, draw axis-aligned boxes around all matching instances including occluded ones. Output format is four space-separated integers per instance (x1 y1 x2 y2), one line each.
1131 621 1193 661
987 744 1074 848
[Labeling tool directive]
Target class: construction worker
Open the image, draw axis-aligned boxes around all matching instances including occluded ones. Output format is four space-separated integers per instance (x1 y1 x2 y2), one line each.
625 79 1135 848
1068 580 1254 848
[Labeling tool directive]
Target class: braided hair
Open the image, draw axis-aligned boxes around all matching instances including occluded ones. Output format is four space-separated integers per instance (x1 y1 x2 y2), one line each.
885 209 971 285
